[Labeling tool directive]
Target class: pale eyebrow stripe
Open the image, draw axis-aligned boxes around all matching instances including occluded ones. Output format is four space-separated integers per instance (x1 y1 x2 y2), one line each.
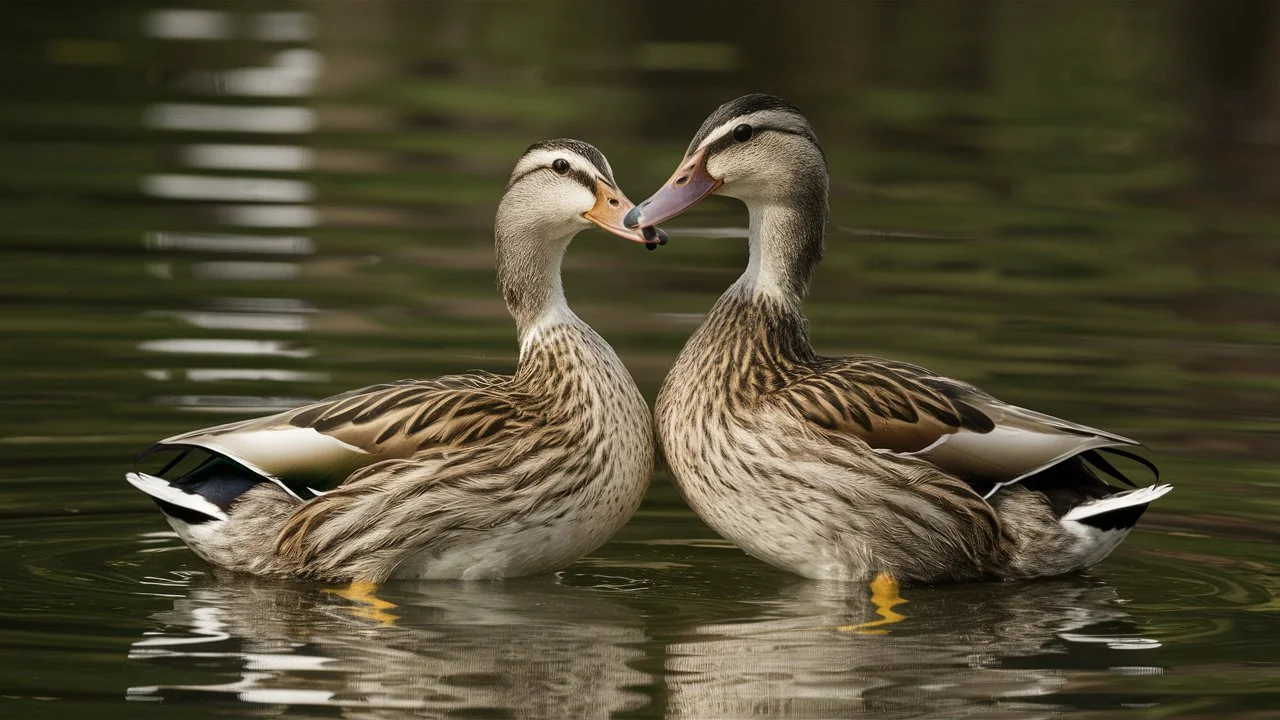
525 150 600 177
508 150 609 190
694 109 807 152
695 118 743 152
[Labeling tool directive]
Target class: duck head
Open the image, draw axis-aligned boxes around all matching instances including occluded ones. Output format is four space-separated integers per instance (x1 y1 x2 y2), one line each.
625 94 829 298
624 94 827 229
502 138 660 245
495 139 667 329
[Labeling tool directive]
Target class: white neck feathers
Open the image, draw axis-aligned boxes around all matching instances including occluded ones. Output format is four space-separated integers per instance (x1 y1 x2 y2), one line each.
736 203 801 301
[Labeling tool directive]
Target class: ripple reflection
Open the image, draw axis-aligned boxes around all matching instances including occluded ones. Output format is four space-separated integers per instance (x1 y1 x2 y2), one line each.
127 574 651 717
664 579 1162 719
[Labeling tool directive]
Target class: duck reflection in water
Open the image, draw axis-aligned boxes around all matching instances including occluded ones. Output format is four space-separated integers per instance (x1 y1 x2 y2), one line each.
127 572 651 718
663 577 1162 720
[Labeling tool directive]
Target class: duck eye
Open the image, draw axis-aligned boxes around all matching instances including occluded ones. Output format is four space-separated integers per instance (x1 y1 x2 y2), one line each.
552 158 570 174
732 124 753 142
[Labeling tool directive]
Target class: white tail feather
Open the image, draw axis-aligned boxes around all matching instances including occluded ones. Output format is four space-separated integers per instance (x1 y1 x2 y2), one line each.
125 471 229 522
1062 484 1173 523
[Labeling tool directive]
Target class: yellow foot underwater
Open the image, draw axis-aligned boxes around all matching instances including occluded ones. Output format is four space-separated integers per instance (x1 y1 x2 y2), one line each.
326 581 399 626
835 573 908 635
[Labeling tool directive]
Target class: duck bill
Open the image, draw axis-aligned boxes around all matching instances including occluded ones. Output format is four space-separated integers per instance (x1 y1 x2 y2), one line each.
583 179 652 243
623 148 722 229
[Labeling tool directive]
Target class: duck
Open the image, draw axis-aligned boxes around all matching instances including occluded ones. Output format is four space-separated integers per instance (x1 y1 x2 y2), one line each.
624 94 1171 584
128 139 660 583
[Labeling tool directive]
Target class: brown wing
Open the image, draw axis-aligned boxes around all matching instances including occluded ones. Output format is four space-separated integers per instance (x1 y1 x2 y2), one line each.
284 372 528 457
777 356 996 453
771 356 1145 486
154 371 535 494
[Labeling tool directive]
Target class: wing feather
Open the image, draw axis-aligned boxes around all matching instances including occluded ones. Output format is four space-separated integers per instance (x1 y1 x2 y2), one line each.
772 356 1148 486
151 371 532 495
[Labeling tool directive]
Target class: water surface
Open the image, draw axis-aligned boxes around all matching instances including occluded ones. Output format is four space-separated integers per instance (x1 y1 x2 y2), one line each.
2 2 1278 718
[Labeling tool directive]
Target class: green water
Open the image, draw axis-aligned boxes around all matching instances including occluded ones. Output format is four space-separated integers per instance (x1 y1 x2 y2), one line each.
2 1 1278 718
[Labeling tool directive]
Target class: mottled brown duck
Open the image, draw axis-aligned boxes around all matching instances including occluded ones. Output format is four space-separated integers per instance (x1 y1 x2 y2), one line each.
625 94 1170 584
128 140 658 582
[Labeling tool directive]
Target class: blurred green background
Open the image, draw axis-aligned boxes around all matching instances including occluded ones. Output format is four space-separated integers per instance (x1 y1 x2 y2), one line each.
0 1 1277 718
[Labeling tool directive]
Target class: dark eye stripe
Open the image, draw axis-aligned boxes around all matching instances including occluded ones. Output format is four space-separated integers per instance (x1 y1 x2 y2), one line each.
568 168 598 192
701 126 816 161
505 166 541 190
506 165 600 193
703 132 738 158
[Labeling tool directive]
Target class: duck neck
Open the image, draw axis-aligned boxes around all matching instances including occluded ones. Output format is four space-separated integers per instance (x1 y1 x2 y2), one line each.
494 223 580 357
735 181 827 304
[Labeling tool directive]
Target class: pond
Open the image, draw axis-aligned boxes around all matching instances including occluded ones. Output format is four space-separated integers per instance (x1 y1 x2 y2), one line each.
1 1 1278 718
